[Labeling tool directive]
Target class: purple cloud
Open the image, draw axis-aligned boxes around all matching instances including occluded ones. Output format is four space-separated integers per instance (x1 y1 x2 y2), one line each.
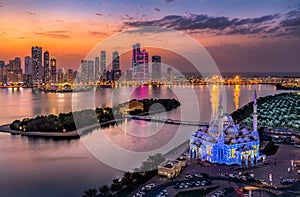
153 8 161 12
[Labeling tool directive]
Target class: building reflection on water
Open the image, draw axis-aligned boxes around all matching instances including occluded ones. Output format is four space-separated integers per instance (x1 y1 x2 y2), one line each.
210 85 219 120
234 85 240 110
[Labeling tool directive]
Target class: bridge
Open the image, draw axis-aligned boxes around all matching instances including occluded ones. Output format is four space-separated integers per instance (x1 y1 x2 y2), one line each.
124 115 209 127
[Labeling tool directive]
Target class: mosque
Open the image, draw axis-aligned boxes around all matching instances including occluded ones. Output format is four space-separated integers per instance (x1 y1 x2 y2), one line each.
190 91 260 166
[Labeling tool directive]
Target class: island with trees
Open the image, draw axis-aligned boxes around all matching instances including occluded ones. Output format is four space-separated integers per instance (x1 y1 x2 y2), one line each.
0 98 180 139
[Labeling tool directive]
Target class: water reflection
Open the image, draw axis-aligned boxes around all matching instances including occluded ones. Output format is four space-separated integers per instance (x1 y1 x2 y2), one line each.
233 85 240 110
210 85 219 119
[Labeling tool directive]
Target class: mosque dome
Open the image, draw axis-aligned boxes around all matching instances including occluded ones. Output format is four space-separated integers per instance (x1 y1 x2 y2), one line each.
223 114 234 123
206 136 215 142
196 131 203 138
244 137 251 142
201 126 208 132
231 139 238 144
241 128 249 135
225 126 239 137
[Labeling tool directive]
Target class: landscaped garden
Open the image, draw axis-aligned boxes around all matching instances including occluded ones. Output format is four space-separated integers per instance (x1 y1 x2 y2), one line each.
231 92 300 130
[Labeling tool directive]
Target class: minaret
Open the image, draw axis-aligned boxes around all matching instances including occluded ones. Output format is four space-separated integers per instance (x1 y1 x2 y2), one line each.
218 92 224 141
253 90 258 132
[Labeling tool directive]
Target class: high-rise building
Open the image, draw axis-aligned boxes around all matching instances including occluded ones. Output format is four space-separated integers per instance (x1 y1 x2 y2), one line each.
106 70 113 82
132 43 140 78
50 57 57 83
81 60 88 84
132 43 149 81
87 60 94 83
24 56 32 74
7 57 22 84
57 68 65 83
31 46 43 85
100 51 106 74
0 60 4 84
112 51 121 81
152 56 161 81
43 51 50 83
95 57 100 81
112 51 120 71
67 68 74 83
167 67 174 81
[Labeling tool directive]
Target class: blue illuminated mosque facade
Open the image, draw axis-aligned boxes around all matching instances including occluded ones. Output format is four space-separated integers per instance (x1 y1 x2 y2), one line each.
190 91 260 166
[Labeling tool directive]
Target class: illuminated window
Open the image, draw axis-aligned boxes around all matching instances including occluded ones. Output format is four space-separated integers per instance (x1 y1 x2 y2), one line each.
231 148 236 158
207 146 212 155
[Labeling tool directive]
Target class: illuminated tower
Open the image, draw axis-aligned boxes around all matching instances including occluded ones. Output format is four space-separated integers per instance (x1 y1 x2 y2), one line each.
44 51 50 83
100 51 106 73
100 51 107 81
132 43 140 77
95 57 100 81
152 56 161 81
31 46 42 85
50 57 57 83
87 60 94 83
253 90 258 132
24 56 32 74
218 93 224 141
112 51 121 81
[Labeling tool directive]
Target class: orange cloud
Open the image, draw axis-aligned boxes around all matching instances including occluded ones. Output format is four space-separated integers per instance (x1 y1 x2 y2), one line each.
34 31 70 39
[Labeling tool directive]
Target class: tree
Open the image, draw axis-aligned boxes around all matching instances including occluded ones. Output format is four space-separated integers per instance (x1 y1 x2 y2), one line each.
121 172 133 187
110 178 122 192
98 184 111 197
131 172 144 184
82 188 99 197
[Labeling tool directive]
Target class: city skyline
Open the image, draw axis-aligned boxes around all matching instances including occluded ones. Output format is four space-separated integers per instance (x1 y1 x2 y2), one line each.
0 0 300 73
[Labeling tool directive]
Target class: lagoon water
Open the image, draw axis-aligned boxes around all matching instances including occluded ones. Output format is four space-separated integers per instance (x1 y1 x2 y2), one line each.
0 85 292 197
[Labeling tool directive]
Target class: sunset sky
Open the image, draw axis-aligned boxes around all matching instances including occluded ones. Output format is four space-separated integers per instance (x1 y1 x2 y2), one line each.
0 0 300 73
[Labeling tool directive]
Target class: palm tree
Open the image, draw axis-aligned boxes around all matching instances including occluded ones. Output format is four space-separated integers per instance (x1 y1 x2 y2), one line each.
131 172 144 184
121 172 133 187
98 184 111 197
82 188 99 197
110 178 123 192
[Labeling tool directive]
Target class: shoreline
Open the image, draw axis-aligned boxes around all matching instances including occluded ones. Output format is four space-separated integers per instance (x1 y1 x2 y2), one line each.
0 124 80 139
0 119 120 140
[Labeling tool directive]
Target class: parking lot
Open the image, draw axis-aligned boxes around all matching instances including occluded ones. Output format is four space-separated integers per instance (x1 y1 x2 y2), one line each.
129 144 300 197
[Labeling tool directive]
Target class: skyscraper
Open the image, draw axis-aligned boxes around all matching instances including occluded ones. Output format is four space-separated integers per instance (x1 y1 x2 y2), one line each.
44 51 50 83
152 56 161 81
50 57 57 83
132 43 140 78
167 67 174 81
112 51 121 81
87 60 94 83
95 57 100 81
132 43 149 81
24 56 32 74
67 68 74 84
112 51 120 71
81 60 88 84
0 60 4 84
100 51 106 74
31 46 42 85
57 68 65 83
6 57 22 84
